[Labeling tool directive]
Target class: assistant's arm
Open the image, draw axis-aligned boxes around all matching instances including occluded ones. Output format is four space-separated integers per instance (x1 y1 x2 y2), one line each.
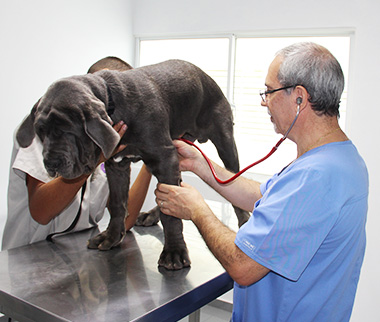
27 121 128 225
124 164 152 231
27 174 89 225
28 163 152 228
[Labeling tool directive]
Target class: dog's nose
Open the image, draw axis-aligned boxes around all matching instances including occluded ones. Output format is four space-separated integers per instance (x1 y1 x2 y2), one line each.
44 159 63 176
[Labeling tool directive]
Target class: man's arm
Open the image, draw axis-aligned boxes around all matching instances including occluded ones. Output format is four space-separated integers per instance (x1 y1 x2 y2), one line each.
192 200 270 285
173 140 262 212
155 182 270 286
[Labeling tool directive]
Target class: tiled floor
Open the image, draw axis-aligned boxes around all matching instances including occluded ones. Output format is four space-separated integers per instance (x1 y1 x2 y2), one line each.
179 299 232 322
195 306 231 322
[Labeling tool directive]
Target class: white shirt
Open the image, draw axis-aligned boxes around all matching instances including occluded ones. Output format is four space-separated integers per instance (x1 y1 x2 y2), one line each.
2 129 110 250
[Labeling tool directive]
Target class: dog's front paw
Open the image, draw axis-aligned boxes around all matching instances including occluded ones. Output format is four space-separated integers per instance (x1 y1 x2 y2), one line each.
87 229 125 250
136 206 160 227
158 245 191 270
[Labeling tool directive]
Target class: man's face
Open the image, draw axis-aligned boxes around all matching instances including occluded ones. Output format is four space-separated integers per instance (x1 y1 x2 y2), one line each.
261 56 296 136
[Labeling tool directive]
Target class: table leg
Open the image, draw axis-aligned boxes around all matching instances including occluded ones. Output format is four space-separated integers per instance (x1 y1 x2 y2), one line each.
188 309 200 322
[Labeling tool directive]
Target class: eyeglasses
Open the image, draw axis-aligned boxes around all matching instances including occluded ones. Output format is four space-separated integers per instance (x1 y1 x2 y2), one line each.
259 85 297 103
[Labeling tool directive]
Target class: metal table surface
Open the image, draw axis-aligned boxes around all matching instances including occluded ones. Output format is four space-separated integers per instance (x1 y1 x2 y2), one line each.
0 207 236 322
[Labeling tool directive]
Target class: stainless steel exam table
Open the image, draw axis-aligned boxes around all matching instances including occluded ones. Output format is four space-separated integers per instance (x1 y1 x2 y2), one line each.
0 210 235 322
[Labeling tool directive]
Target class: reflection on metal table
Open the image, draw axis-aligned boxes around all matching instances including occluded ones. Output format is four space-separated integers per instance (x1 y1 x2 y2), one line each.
0 209 236 322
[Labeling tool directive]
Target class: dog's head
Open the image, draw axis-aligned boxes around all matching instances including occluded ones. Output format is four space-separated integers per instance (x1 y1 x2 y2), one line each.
16 74 120 179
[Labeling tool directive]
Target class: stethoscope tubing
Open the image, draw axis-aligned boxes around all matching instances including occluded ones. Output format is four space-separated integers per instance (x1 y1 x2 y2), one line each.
179 104 300 184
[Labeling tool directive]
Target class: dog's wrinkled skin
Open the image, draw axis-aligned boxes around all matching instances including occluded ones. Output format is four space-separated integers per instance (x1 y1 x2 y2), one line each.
17 60 250 270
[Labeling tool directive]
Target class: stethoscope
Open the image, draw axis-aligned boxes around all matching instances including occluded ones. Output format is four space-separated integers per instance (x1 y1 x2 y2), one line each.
180 99 302 184
283 98 301 140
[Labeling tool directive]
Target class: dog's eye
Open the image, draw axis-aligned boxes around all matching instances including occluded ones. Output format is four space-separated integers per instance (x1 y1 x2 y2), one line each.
52 128 63 137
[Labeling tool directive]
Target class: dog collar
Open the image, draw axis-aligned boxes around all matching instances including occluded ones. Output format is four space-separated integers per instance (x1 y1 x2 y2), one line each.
106 85 116 117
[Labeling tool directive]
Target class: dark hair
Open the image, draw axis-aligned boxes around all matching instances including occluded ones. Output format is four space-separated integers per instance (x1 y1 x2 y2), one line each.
87 56 133 74
276 42 344 117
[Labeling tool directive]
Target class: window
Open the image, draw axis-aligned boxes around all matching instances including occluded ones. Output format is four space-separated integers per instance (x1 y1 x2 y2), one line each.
138 38 230 94
137 35 350 177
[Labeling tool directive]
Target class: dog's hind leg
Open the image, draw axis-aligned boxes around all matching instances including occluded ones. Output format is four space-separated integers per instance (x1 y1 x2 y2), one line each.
136 206 161 227
213 140 251 227
207 113 251 227
87 157 131 250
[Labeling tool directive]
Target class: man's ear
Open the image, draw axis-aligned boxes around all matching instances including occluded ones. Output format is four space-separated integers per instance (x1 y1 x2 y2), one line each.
16 99 40 147
83 99 120 159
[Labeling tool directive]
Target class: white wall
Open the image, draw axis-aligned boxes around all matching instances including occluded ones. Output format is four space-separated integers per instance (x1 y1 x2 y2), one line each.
0 0 134 236
0 0 379 320
132 0 379 321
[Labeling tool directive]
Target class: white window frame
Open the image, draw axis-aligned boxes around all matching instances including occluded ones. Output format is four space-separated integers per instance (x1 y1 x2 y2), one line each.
135 30 354 180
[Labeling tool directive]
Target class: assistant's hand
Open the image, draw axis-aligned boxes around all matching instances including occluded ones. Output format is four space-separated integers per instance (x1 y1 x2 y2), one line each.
98 121 128 164
155 182 208 221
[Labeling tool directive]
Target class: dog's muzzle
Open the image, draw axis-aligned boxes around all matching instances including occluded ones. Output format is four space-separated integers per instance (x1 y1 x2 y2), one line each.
44 157 67 178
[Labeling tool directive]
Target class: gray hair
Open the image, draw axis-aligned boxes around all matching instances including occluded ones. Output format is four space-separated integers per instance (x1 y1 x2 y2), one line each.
276 42 344 117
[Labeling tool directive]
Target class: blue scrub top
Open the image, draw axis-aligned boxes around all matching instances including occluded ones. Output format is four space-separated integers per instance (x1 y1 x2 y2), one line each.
233 141 368 322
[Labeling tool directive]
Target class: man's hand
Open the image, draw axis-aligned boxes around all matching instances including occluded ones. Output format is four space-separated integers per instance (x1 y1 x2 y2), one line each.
173 140 204 173
155 180 269 286
155 182 208 221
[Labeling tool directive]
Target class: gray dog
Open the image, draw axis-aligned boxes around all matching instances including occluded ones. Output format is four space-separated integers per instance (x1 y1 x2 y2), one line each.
16 59 249 270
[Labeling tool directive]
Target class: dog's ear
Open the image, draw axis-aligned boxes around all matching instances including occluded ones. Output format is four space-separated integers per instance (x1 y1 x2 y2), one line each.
83 100 120 159
16 99 40 148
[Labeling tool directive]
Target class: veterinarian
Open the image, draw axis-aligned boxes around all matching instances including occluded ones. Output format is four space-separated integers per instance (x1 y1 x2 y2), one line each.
155 42 368 321
2 57 152 250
